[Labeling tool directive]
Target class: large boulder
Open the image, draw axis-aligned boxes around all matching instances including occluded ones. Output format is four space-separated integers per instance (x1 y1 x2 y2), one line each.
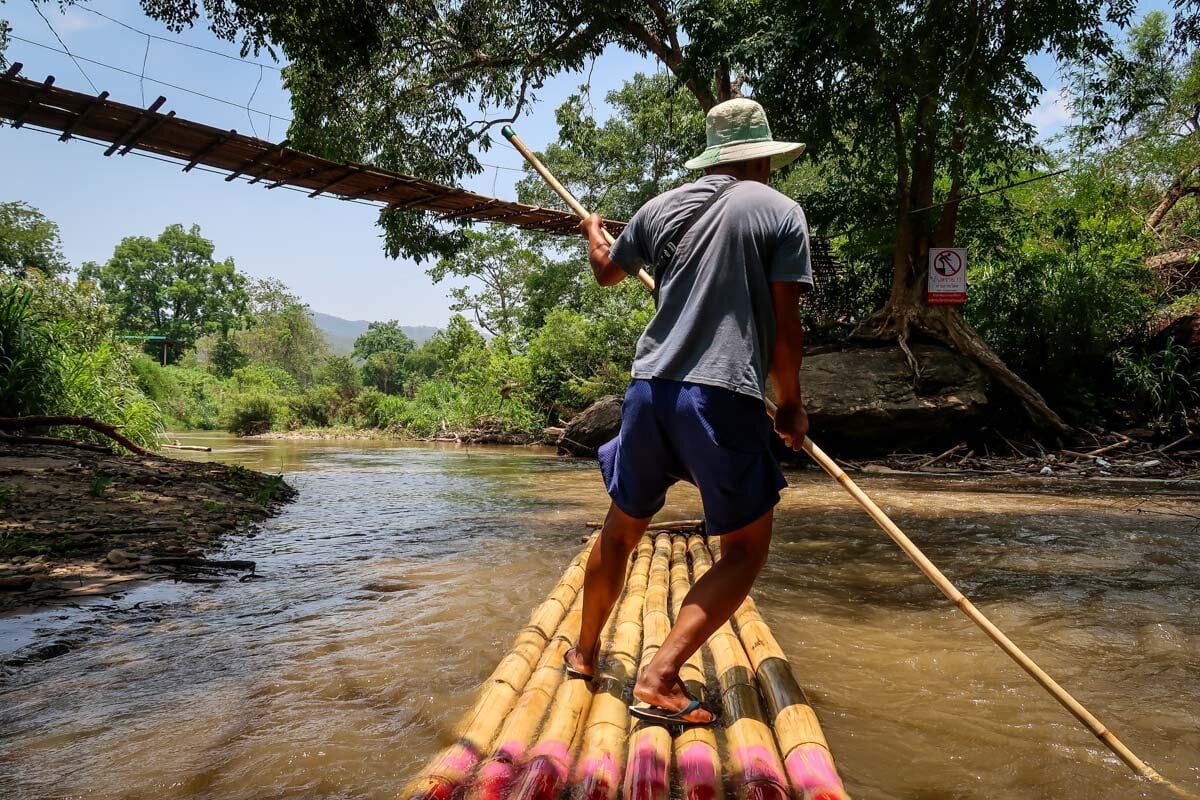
803 342 989 450
558 395 624 456
556 342 990 456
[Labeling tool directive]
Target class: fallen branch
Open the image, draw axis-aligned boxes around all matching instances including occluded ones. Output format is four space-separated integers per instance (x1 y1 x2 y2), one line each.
162 443 212 452
0 416 158 457
1086 435 1133 458
918 442 965 468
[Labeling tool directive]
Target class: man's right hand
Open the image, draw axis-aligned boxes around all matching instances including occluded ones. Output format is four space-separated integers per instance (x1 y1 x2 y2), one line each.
773 403 809 451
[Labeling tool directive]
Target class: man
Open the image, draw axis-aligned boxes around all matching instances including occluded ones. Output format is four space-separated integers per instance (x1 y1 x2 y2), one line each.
564 98 812 726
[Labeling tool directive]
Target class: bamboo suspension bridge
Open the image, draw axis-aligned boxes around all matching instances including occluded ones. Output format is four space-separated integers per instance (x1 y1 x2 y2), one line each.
401 531 849 800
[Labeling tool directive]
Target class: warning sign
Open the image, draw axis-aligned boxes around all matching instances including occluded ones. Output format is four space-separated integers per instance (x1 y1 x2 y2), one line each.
927 248 967 305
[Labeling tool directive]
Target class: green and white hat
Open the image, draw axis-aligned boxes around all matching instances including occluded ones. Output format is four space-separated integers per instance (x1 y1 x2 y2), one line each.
684 98 805 171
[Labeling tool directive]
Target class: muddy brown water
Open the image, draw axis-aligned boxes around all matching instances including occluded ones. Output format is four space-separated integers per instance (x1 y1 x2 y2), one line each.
1 433 1198 799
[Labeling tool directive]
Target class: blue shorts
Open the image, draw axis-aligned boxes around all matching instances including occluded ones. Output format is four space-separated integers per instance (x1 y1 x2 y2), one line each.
598 378 787 535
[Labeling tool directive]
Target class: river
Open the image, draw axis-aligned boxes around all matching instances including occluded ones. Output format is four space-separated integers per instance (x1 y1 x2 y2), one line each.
1 433 1198 799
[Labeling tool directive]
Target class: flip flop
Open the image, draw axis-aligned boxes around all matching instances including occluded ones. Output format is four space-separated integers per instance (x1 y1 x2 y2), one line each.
563 648 595 682
628 697 719 728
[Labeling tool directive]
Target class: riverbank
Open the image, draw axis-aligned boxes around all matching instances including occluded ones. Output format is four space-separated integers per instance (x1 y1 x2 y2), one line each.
246 424 545 445
0 441 295 612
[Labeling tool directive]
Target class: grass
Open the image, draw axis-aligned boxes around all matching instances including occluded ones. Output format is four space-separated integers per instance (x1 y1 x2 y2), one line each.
252 474 288 506
89 472 112 498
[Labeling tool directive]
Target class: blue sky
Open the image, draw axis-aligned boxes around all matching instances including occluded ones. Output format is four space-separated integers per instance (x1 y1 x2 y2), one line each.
0 1 1166 325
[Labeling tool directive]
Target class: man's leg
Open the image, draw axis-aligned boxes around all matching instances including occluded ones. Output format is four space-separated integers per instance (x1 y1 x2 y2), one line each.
632 508 773 723
566 502 652 678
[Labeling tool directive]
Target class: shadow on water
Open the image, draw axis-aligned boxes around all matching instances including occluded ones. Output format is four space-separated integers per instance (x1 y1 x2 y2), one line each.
0 434 1197 800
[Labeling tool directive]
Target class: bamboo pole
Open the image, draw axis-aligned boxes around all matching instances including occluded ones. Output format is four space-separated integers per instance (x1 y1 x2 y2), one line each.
623 534 675 800
572 536 655 800
501 126 656 292
586 520 704 531
669 535 726 800
401 538 594 800
799 437 1199 799
688 536 790 800
710 539 849 800
466 594 585 800
507 543 648 800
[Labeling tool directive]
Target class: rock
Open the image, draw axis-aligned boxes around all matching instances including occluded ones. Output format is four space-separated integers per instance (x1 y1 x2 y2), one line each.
802 343 989 451
1039 466 1053 475
862 463 903 474
558 395 624 456
556 343 990 457
105 549 132 566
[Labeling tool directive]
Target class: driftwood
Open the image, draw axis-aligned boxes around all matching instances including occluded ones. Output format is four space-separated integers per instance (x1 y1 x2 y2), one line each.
0 416 158 457
162 443 212 452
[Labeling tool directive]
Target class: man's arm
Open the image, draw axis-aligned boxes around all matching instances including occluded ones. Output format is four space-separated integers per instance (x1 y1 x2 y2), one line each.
580 214 628 287
768 280 808 450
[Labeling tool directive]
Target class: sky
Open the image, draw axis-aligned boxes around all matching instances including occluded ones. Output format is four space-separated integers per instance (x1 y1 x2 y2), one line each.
0 1 1169 326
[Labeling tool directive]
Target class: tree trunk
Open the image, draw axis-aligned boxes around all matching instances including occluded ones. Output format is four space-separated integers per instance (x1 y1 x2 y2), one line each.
857 107 1070 436
1145 163 1199 233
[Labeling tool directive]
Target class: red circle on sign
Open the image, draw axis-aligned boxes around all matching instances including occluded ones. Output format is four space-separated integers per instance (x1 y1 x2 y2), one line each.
933 250 963 277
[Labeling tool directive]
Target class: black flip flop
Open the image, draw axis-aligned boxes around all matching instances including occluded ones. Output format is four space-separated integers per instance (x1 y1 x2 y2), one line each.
629 697 719 728
563 648 595 682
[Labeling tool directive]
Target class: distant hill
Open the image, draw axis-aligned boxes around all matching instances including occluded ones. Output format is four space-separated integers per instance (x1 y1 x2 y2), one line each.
310 311 438 354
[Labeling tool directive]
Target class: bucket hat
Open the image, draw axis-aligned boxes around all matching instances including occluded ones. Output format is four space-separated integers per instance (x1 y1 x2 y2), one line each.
684 98 805 171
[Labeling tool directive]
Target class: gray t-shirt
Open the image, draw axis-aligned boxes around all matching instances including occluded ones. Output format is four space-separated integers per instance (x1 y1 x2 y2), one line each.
609 174 813 400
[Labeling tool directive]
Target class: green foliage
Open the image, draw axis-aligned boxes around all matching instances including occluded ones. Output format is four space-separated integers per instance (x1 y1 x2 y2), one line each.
237 279 328 386
319 354 362 400
221 393 278 436
427 229 549 339
0 202 70 278
1115 341 1200 432
80 224 248 362
0 273 163 449
289 385 340 428
210 334 248 378
964 178 1157 413
527 294 650 417
352 319 415 359
89 472 112 498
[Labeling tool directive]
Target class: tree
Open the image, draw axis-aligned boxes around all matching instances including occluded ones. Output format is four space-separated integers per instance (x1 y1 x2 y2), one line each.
427 229 549 338
0 202 70 277
405 315 487 382
1067 10 1200 288
81 224 248 362
353 320 415 393
352 320 415 359
237 278 328 386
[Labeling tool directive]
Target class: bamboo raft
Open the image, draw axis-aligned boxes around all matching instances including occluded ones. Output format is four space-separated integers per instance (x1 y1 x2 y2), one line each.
403 531 849 800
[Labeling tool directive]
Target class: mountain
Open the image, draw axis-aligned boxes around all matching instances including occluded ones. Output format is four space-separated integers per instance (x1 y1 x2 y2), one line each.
309 311 438 354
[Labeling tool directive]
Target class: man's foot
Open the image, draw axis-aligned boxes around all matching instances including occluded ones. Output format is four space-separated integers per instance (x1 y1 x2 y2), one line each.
564 646 596 682
632 670 715 725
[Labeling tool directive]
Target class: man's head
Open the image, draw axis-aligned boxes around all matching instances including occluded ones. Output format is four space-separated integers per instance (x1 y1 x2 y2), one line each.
684 98 804 176
705 157 771 184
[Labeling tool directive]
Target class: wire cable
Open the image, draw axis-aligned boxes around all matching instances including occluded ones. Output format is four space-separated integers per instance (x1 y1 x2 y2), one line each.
28 0 98 93
75 5 284 71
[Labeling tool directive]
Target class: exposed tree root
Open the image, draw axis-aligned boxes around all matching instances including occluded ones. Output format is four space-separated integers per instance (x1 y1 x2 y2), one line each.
0 416 158 457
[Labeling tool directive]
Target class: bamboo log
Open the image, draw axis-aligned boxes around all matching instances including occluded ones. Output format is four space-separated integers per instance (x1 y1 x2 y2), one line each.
585 520 704 531
401 538 594 800
623 534 674 800
688 536 790 800
669 535 725 800
572 536 655 800
467 594 585 800
509 540 651 800
710 540 849 800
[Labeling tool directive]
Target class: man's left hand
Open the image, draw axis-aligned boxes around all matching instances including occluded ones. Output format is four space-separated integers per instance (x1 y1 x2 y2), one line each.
773 404 809 451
